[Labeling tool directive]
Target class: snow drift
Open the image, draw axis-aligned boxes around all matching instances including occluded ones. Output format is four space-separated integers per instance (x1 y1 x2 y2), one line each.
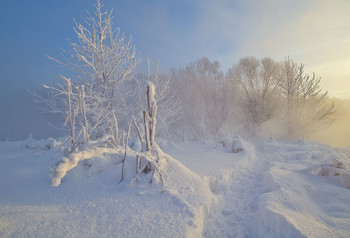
0 139 215 238
1 137 350 237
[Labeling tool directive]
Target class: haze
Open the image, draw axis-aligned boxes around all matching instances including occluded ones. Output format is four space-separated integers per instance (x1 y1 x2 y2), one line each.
0 0 349 147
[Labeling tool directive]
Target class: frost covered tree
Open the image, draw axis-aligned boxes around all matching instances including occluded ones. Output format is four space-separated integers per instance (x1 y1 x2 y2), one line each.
50 82 166 188
42 0 140 151
173 57 235 141
229 56 280 135
278 57 335 139
171 66 204 140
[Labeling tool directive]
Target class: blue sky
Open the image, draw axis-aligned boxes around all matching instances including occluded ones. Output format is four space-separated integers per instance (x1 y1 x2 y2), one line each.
1 0 350 140
1 0 350 97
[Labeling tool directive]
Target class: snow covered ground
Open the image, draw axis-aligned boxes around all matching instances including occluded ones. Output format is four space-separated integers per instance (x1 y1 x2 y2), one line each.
0 137 350 237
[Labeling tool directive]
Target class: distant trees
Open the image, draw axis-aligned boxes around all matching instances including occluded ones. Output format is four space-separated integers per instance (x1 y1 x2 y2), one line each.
279 57 335 139
170 56 334 142
172 57 235 141
228 56 335 139
228 56 280 135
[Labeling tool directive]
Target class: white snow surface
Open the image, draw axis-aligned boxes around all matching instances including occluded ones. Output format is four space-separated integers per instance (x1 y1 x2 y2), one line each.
1 137 350 237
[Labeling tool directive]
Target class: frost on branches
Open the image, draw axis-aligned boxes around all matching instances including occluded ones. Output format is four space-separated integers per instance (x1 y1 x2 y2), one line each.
50 82 167 193
40 0 140 154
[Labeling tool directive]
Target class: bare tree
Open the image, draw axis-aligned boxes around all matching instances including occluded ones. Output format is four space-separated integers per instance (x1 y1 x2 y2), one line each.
171 66 205 141
279 57 335 139
229 56 280 135
173 57 235 141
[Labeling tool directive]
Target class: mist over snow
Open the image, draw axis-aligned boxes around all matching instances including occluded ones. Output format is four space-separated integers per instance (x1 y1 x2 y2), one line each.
307 98 350 148
0 89 64 141
1 0 350 237
1 92 349 147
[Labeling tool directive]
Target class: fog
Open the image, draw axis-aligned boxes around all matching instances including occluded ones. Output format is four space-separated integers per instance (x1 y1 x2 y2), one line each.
1 1 349 149
1 89 349 148
307 98 350 147
0 89 64 141
1 68 349 148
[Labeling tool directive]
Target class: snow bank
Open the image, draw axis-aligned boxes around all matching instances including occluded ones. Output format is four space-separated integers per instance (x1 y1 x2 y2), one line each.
50 147 124 186
219 135 255 153
1 138 350 237
0 139 215 238
310 155 350 189
155 149 216 236
165 139 260 237
21 134 59 151
257 141 350 238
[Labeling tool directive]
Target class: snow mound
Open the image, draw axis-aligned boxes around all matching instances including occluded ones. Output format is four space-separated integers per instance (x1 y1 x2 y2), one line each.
21 134 59 152
310 155 350 189
220 135 255 153
50 147 124 187
257 141 350 238
0 139 215 237
156 150 216 236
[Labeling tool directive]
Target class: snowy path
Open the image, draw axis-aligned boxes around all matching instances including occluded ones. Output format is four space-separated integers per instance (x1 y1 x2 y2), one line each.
203 150 270 238
165 143 272 237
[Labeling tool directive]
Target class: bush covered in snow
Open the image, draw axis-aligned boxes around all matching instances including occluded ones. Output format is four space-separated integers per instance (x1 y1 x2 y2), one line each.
220 135 254 154
22 134 60 152
311 156 350 189
48 81 171 193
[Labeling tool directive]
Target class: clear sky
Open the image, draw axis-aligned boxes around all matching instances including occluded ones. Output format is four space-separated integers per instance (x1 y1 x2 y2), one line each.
1 0 350 98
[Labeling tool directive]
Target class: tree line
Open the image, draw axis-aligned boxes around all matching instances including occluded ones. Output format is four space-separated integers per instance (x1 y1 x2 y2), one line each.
171 56 335 141
39 0 335 153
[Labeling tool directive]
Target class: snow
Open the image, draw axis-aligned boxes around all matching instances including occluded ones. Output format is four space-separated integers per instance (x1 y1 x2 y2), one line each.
256 141 350 237
1 137 350 237
147 81 156 103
